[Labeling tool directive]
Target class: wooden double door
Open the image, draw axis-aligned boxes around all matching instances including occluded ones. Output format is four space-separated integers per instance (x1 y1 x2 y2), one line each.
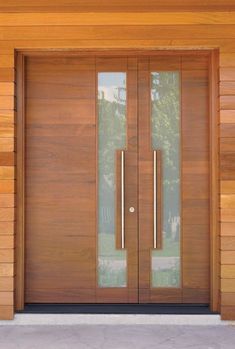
25 53 210 304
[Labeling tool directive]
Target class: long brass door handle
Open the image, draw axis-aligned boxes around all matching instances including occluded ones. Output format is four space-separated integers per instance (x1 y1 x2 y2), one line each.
153 150 162 249
121 150 125 249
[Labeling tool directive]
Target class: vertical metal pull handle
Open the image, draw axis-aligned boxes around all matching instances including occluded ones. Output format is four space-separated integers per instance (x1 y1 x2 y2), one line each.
121 150 125 249
153 150 162 249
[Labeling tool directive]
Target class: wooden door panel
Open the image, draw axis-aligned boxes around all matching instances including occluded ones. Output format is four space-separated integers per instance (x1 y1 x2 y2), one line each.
25 55 138 304
138 55 210 303
25 53 210 305
25 56 97 302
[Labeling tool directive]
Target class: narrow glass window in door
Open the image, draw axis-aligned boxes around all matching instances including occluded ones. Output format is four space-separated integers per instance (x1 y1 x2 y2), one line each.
151 72 181 288
98 73 127 287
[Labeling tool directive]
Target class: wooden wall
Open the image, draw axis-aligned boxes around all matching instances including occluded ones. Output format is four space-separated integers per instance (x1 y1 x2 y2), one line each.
0 3 235 320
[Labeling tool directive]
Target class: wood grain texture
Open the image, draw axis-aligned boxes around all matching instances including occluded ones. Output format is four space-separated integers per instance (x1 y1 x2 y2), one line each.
0 277 14 291
0 305 13 319
0 250 14 263
0 222 14 235
2 12 235 26
221 305 235 320
0 153 14 166
220 67 235 81
0 96 14 110
0 194 14 208
0 83 14 95
221 251 235 264
0 180 14 193
221 209 235 222
0 69 14 82
220 82 235 96
0 7 234 318
0 292 13 305
0 167 14 180
221 237 235 250
221 292 235 306
220 110 235 124
221 279 235 292
138 55 210 303
0 55 14 68
221 222 235 236
0 264 14 277
221 181 235 194
0 1 235 12
0 25 235 41
0 236 14 248
220 53 235 67
221 195 235 208
220 96 235 110
0 208 14 221
221 265 235 278
0 139 14 152
24 56 138 304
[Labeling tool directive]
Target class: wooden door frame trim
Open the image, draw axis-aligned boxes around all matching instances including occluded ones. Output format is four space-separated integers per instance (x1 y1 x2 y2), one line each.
15 48 220 312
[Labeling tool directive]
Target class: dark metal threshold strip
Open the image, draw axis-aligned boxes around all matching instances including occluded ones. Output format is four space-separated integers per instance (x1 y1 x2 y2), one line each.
17 304 217 315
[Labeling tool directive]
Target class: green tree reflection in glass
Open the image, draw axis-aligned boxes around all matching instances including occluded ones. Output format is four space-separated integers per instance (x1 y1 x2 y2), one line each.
98 73 127 287
151 72 181 288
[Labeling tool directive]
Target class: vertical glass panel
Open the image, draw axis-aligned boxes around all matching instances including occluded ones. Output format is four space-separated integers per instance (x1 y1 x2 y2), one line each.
151 72 181 288
98 72 127 287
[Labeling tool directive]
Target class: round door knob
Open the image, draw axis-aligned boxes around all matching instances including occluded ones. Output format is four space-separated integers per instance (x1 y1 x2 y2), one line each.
129 207 135 213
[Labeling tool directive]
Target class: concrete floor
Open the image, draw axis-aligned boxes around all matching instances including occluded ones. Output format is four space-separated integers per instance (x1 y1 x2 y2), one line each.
0 325 235 349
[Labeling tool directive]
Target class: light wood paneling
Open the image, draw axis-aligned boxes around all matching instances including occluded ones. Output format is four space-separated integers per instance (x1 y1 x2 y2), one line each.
0 292 13 305
0 305 13 320
221 222 235 236
0 83 14 95
0 69 14 82
0 138 14 152
1 12 235 26
0 264 14 277
0 250 14 263
220 53 235 67
221 292 235 306
2 25 235 41
0 277 14 291
221 237 235 250
0 168 14 180
220 110 235 123
220 68 235 81
221 265 235 278
220 82 235 96
0 97 14 110
0 5 234 319
221 209 235 222
0 180 15 193
221 279 235 292
0 222 14 235
0 236 14 249
0 55 14 68
221 181 235 194
221 251 235 264
0 194 14 207
0 0 234 12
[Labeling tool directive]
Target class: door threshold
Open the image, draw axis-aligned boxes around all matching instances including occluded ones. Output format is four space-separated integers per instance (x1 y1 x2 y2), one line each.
18 303 216 315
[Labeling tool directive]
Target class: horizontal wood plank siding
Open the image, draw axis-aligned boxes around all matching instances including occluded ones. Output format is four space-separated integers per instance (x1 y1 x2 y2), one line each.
0 4 233 320
0 47 15 320
220 42 235 319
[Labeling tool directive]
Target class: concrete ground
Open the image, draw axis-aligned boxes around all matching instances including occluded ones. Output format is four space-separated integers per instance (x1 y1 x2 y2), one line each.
0 325 235 349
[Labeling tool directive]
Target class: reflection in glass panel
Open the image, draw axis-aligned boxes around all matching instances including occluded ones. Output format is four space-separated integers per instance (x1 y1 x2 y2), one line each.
98 73 127 287
151 72 181 288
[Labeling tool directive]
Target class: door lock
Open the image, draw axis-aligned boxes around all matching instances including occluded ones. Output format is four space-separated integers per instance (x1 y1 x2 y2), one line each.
129 207 135 213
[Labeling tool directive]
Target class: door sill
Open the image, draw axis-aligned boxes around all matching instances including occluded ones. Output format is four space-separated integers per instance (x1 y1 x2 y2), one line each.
17 303 216 315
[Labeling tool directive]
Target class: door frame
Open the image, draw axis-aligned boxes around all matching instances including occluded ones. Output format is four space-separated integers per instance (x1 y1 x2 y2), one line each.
15 49 220 312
